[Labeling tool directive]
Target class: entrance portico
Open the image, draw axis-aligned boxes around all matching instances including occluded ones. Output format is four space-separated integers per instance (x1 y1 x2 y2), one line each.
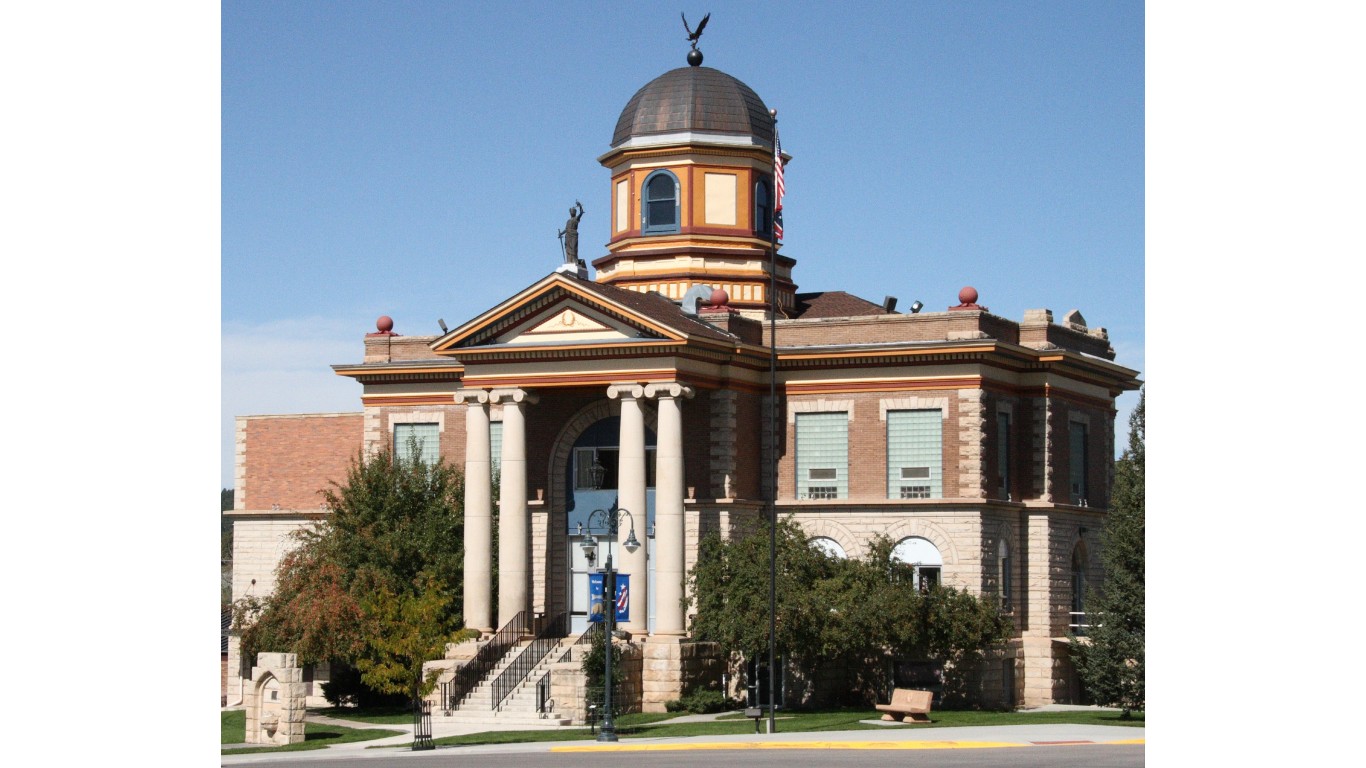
458 377 695 640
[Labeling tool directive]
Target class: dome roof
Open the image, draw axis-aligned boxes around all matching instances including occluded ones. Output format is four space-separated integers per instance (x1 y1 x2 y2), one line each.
612 66 774 148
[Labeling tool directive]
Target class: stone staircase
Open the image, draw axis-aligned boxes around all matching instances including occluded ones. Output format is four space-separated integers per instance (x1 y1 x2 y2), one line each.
437 632 581 727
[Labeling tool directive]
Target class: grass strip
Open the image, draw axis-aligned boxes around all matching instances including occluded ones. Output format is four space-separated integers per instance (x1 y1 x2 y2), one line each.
425 708 1141 748
220 711 404 755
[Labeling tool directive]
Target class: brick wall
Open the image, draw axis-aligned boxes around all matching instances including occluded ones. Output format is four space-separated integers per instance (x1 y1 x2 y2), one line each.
240 413 364 510
777 390 963 501
372 404 467 470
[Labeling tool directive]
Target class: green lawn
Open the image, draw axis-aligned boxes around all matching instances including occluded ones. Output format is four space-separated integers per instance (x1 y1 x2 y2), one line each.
427 707 1143 748
225 706 1143 754
220 710 405 754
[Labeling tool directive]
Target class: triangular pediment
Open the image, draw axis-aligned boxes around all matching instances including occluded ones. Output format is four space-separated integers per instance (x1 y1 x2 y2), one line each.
496 301 640 344
431 273 691 353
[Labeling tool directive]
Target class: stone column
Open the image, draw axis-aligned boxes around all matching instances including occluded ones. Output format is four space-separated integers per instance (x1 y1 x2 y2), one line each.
492 388 537 629
645 382 693 636
607 383 649 634
456 389 493 634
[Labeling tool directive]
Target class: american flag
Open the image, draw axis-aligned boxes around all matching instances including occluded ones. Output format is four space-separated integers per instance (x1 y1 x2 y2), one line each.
773 128 785 242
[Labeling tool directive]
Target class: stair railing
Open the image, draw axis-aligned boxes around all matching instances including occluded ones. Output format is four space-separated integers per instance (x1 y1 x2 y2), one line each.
490 612 569 711
440 610 529 712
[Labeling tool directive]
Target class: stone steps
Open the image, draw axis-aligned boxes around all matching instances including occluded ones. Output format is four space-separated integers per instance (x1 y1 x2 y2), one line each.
436 633 583 728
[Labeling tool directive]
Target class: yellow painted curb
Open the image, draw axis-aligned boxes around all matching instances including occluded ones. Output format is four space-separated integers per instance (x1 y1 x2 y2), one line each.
552 738 1144 753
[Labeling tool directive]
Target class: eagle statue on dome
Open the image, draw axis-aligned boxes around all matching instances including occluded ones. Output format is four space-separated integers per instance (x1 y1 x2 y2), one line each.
682 12 709 50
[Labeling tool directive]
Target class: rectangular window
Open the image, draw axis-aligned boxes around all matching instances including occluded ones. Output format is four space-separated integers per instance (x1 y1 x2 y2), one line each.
394 423 439 465
997 411 1011 500
887 410 942 499
796 412 848 500
1069 421 1089 505
574 447 601 490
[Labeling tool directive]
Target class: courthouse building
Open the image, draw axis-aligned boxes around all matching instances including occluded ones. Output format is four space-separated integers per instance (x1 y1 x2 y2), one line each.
226 50 1140 713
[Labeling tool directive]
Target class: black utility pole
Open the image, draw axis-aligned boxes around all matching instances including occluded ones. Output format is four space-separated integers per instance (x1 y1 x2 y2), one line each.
766 113 781 736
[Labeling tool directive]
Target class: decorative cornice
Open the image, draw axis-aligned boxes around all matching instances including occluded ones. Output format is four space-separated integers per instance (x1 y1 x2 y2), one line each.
334 363 464 383
463 370 675 390
785 378 982 396
359 393 457 407
598 142 774 167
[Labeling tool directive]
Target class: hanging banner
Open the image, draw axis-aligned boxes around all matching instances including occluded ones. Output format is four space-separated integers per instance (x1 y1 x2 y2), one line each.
588 573 630 623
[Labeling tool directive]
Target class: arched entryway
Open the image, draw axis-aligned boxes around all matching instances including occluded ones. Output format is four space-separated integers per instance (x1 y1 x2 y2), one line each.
561 415 657 634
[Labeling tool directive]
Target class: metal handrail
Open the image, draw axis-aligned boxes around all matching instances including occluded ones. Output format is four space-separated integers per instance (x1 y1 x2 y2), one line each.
440 611 529 711
1069 611 1094 636
536 671 552 715
491 612 569 711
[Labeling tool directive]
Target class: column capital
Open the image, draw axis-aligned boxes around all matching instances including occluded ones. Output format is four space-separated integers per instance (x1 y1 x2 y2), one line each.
644 382 695 400
488 388 538 405
455 388 491 405
607 383 646 400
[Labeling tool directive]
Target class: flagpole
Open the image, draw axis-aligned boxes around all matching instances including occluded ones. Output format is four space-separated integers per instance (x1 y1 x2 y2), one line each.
766 111 781 736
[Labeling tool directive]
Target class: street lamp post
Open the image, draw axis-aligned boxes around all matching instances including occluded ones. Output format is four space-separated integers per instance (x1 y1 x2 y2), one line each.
580 504 640 743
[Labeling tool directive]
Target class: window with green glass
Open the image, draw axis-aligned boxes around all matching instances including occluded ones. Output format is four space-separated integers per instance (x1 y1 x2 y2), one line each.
887 409 942 499
394 423 439 466
795 412 848 500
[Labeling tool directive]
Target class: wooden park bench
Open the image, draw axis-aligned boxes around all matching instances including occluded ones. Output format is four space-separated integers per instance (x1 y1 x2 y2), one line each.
875 688 933 723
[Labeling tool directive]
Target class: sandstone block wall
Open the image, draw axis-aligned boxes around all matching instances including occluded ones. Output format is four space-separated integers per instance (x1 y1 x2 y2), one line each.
639 639 726 712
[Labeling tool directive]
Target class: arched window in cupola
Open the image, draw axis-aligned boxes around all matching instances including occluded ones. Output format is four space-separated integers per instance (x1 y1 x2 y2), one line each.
642 169 680 234
754 178 772 238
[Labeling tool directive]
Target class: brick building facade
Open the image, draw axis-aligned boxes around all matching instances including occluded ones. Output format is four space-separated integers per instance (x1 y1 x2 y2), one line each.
225 54 1139 713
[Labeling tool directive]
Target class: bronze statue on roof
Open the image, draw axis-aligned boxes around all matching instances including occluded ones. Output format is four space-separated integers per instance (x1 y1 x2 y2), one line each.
682 12 709 50
559 200 584 264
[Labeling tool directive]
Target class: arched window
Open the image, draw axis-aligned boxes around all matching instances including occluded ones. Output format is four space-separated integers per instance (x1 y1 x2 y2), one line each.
998 539 1012 611
891 536 942 592
1071 541 1087 635
808 536 846 559
642 170 680 234
754 178 772 237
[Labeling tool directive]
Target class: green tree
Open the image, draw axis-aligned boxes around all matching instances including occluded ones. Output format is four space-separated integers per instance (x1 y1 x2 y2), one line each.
233 441 465 703
353 571 460 701
221 488 235 608
1073 389 1144 716
686 518 830 662
687 519 1011 705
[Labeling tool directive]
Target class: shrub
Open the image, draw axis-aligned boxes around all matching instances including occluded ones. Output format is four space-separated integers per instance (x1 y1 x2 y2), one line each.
666 688 729 714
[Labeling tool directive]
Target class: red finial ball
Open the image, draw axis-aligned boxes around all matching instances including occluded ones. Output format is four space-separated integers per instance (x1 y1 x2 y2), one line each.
709 288 730 307
958 286 978 305
376 315 394 333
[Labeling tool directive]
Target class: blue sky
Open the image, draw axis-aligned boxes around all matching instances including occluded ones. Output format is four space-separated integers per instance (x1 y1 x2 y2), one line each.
222 1 1144 487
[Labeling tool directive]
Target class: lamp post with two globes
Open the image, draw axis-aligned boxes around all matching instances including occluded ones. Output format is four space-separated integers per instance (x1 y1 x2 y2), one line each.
579 504 640 742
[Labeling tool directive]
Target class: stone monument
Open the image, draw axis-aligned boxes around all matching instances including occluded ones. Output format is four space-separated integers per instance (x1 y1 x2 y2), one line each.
245 652 307 745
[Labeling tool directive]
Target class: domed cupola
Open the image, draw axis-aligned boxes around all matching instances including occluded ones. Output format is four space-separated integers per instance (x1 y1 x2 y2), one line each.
611 66 775 149
594 54 797 318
